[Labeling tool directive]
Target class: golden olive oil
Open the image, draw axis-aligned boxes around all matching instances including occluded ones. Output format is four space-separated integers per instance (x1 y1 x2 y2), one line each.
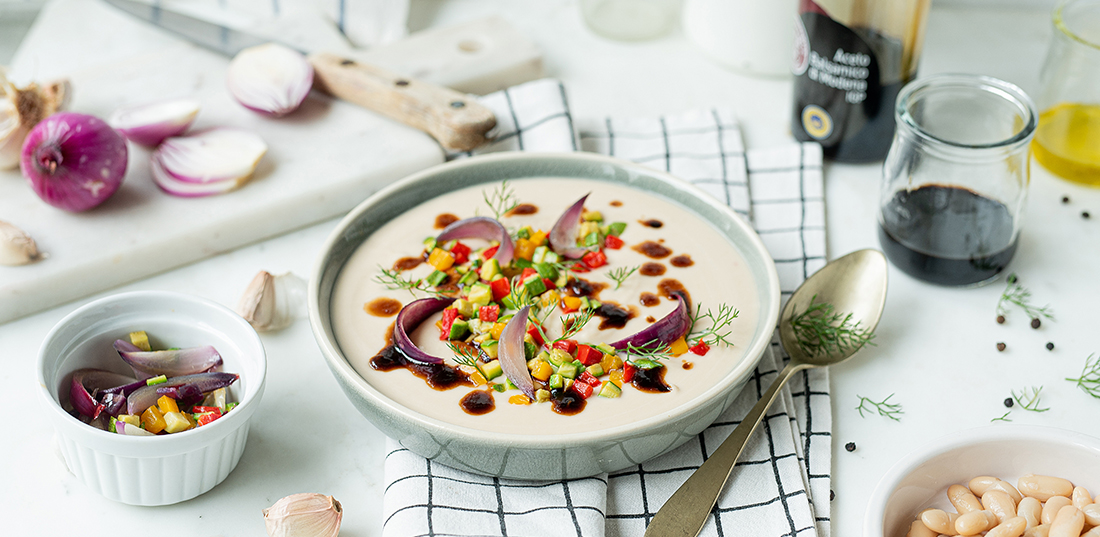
1033 102 1100 186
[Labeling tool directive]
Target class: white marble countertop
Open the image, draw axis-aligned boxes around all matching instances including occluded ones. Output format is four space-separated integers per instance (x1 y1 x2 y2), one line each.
3 1 1098 536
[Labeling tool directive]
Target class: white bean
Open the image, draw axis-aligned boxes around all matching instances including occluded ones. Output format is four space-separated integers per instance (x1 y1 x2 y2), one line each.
1082 502 1100 526
1017 497 1042 529
983 490 1018 523
1072 486 1092 510
1022 524 1050 537
907 518 938 537
1080 525 1100 537
950 484 986 514
1047 505 1083 537
955 510 998 536
920 508 960 536
1042 496 1073 525
971 476 1001 496
990 479 1025 504
1018 474 1074 502
985 516 1027 537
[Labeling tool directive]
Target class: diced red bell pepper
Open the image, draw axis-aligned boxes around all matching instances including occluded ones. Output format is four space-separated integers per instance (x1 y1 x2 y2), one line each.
480 245 499 260
582 250 607 269
570 262 590 273
526 323 545 346
576 345 602 366
689 340 711 356
196 412 221 426
490 278 510 301
450 242 471 265
542 277 556 290
571 380 594 399
622 363 636 383
577 370 600 387
440 308 461 340
604 235 624 250
520 267 538 280
552 339 577 354
478 304 499 322
192 406 222 415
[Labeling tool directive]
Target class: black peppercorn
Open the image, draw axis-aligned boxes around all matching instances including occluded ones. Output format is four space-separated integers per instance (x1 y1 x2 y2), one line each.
1031 318 1041 329
830 489 835 501
997 342 1007 352
1062 196 1071 204
845 442 856 452
1046 342 1055 351
1004 397 1013 408
996 315 1005 324
1084 211 1092 219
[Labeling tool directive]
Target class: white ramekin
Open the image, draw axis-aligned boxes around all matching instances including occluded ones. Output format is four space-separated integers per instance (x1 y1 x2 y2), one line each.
37 291 266 506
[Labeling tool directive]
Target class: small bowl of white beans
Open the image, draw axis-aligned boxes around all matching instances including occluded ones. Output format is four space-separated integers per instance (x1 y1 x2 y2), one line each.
864 425 1100 537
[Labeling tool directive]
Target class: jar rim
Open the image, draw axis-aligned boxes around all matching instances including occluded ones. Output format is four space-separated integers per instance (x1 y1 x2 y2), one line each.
895 74 1038 151
1055 0 1100 51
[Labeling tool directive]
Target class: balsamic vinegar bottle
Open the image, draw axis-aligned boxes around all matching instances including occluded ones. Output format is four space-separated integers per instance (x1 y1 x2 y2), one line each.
791 0 931 162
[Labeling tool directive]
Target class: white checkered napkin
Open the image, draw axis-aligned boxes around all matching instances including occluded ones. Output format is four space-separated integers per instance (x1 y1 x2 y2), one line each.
382 82 833 537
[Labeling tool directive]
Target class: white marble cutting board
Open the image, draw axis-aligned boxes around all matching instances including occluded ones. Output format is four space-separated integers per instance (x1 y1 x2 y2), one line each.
0 0 445 323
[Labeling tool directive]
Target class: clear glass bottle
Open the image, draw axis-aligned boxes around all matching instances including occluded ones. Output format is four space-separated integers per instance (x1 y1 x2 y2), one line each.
878 74 1037 287
792 0 931 162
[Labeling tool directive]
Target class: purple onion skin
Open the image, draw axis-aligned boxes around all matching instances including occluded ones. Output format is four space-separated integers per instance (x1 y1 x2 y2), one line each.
101 392 127 417
610 291 690 351
393 297 456 364
69 368 138 419
498 305 536 399
435 217 514 265
21 112 128 212
101 377 149 396
126 372 239 415
549 194 591 259
113 340 223 380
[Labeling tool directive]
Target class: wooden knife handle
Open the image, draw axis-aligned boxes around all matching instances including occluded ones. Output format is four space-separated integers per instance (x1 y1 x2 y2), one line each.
308 52 496 152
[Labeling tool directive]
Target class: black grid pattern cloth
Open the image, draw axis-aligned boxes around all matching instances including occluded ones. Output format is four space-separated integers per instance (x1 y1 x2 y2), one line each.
384 79 830 537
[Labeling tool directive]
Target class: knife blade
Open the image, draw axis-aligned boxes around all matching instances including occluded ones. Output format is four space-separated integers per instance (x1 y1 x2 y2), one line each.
101 0 496 151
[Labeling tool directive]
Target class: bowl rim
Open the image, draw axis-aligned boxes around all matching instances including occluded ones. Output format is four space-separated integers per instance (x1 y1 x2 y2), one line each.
309 151 781 449
862 424 1100 537
37 290 267 452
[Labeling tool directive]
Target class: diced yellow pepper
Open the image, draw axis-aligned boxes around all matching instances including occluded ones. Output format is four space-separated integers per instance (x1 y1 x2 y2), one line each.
530 360 553 382
514 238 535 261
601 353 623 372
141 406 166 434
669 336 689 356
162 411 193 434
118 414 141 427
609 369 624 387
582 210 603 222
579 221 600 238
529 230 548 246
490 322 507 340
157 394 179 414
427 248 455 271
539 290 561 309
129 331 151 351
562 296 583 311
508 394 532 405
457 365 487 386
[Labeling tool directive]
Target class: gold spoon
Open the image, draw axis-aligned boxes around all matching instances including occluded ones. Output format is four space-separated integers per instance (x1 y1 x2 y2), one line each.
644 249 889 537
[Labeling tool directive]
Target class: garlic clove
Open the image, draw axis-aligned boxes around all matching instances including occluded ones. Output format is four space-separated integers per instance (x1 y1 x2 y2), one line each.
110 97 201 147
236 270 307 331
0 220 43 266
227 43 314 118
0 74 70 170
263 493 342 537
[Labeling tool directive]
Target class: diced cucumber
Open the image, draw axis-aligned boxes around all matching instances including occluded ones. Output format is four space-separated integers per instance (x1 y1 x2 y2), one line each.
584 231 601 247
481 340 499 359
598 382 622 398
146 374 167 386
479 359 503 380
549 374 563 389
532 245 549 264
479 258 501 281
534 261 558 281
633 359 663 370
448 319 470 340
608 222 627 236
582 210 603 222
458 270 479 286
579 221 599 238
426 270 448 286
516 227 531 239
524 341 539 360
467 282 493 306
535 389 551 403
523 275 546 296
467 319 484 334
548 348 571 366
513 258 533 269
491 383 507 392
586 363 605 377
595 343 616 355
557 362 578 379
454 299 476 318
423 237 438 251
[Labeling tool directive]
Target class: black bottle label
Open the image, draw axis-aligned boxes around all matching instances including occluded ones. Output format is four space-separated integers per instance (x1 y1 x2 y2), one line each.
792 9 902 162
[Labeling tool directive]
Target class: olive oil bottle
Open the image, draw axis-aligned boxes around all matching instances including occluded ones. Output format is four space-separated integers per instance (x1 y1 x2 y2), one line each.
1033 103 1100 185
792 0 931 162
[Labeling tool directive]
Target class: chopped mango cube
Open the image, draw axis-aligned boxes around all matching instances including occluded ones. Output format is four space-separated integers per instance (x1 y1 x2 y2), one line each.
427 248 455 271
141 406 166 434
157 394 179 414
129 331 151 351
669 336 689 356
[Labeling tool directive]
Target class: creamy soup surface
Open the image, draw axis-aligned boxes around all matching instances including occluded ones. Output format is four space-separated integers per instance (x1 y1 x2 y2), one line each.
331 178 761 435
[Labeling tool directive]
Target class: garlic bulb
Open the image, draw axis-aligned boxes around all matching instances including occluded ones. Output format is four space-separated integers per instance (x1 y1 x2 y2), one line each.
0 220 43 266
236 270 307 331
263 493 342 537
0 72 70 170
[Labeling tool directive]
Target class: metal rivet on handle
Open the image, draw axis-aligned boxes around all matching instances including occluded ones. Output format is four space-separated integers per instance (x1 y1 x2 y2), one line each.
340 59 356 66
395 80 409 87
450 101 466 108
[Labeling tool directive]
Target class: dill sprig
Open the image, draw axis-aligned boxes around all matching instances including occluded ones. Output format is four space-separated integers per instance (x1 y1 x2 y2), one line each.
558 308 594 342
482 180 519 220
373 266 445 297
1066 354 1100 399
855 393 903 421
790 294 876 358
1011 386 1050 412
446 343 479 367
622 342 672 367
996 273 1054 321
688 303 739 347
605 266 639 290
991 411 1013 423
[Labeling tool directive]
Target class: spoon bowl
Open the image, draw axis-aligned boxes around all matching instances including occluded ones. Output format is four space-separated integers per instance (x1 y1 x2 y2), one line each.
645 248 889 537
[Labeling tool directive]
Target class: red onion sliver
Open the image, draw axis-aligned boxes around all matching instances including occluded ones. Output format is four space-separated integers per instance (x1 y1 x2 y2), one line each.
549 194 591 259
101 392 127 417
154 128 267 184
498 305 536 399
69 368 138 419
126 372 239 415
610 291 691 351
393 297 456 364
436 217 514 265
150 155 247 197
113 340 223 379
115 421 156 436
109 98 200 146
226 43 314 117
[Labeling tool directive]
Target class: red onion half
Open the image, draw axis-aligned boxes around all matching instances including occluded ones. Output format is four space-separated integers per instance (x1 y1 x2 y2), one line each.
393 297 455 364
436 217 514 265
69 368 138 419
549 194 590 259
610 291 691 351
21 112 128 212
498 305 535 399
126 372 239 415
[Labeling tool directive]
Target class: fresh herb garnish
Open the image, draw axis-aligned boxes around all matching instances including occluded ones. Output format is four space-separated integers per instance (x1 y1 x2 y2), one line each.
373 266 445 297
447 343 479 367
606 265 639 290
855 393 903 421
688 303 739 347
996 273 1054 322
1011 386 1050 412
991 411 1013 423
791 295 876 358
482 180 519 220
557 308 594 342
623 342 672 366
1066 354 1100 399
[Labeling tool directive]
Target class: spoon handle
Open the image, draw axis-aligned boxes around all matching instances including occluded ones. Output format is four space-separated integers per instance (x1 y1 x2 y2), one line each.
644 361 810 537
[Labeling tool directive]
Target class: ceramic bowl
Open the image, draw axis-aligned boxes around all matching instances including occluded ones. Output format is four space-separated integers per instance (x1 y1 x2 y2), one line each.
37 291 266 506
864 425 1100 537
308 152 780 480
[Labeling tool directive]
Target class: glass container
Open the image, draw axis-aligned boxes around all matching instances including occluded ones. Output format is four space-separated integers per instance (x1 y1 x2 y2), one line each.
580 0 679 41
